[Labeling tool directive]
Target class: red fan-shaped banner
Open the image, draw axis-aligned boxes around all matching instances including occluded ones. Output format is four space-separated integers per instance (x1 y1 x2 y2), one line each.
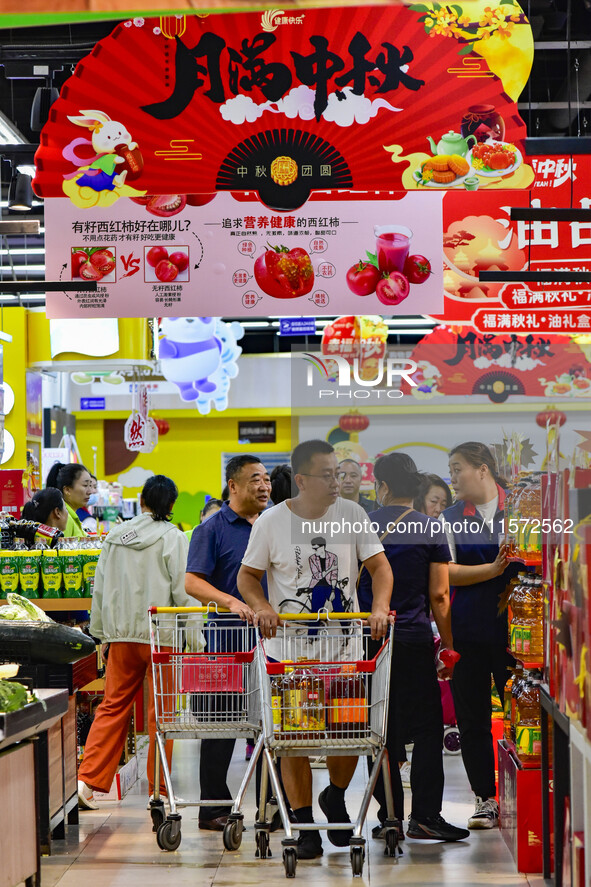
406 325 590 403
34 6 533 210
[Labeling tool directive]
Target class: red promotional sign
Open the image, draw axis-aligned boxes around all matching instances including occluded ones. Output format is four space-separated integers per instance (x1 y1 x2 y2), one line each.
441 154 591 324
472 308 591 336
406 325 590 403
34 5 533 212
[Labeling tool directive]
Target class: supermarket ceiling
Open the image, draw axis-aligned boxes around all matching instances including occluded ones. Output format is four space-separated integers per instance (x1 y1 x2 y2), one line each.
0 1 589 343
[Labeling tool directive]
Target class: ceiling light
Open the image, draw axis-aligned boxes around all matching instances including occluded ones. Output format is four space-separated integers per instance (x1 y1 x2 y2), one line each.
30 86 59 132
0 110 27 145
8 172 33 211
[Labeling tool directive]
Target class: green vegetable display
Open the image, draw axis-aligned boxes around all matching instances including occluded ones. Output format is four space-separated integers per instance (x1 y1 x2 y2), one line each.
0 679 36 712
0 593 51 622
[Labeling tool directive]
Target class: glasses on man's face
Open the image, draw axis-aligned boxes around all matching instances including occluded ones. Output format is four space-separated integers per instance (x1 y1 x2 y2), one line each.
300 472 341 484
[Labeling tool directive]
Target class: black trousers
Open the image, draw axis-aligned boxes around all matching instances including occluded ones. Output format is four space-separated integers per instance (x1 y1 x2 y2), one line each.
370 638 444 823
199 737 236 820
450 642 513 800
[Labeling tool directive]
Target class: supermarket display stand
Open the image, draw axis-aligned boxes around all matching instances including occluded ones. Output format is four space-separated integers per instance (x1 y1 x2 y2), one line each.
0 599 97 853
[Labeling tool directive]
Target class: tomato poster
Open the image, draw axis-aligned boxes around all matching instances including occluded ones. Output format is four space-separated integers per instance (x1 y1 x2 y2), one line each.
440 153 591 325
44 191 444 318
34 3 534 214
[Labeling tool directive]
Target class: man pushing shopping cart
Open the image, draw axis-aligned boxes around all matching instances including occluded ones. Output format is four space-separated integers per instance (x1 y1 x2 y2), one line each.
238 439 393 871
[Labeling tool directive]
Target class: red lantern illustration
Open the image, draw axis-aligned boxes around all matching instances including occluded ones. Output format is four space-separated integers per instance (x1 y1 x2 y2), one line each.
535 409 567 428
338 410 370 443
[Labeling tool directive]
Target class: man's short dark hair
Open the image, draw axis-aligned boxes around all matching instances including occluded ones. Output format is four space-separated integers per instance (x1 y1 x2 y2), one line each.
225 454 264 484
311 537 326 547
291 439 334 475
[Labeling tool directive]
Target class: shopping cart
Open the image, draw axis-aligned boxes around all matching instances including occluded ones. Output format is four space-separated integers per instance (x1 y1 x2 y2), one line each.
149 606 261 852
253 612 397 878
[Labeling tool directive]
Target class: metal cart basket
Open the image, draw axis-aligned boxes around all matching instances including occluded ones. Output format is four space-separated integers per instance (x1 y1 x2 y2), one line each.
252 612 397 878
149 606 261 852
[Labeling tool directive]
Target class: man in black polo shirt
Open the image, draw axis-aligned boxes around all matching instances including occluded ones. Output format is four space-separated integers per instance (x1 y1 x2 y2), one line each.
185 454 271 830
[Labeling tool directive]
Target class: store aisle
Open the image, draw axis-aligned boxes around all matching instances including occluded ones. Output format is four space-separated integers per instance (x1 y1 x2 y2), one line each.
42 742 543 887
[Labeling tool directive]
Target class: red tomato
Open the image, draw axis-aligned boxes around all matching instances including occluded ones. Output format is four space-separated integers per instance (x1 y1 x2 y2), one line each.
346 261 381 296
155 260 179 283
254 245 314 299
376 272 410 305
147 246 169 268
71 250 88 278
404 254 432 285
169 251 189 273
90 250 116 276
79 261 102 281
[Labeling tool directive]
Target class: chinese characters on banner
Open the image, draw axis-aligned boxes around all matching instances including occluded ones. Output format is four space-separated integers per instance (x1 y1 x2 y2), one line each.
407 326 591 403
33 4 534 214
44 191 444 318
440 154 591 328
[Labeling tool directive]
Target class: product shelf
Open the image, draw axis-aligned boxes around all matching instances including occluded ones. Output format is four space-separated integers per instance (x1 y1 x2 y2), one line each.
507 649 544 670
503 737 542 770
0 597 92 610
507 555 543 566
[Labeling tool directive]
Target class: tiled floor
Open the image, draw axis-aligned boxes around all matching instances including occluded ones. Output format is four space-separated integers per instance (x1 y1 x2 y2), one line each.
42 741 551 887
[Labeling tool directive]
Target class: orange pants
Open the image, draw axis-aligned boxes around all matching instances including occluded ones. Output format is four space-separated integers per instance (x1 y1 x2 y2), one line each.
79 642 173 795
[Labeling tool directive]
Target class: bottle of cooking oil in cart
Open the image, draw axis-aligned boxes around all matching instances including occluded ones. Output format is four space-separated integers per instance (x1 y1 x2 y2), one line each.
327 663 368 738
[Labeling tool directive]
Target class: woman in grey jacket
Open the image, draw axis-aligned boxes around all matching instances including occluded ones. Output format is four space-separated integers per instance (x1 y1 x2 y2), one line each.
78 475 198 809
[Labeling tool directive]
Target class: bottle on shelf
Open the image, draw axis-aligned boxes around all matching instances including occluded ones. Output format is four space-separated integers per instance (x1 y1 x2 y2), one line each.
515 678 541 764
509 574 528 655
520 575 544 661
510 664 526 744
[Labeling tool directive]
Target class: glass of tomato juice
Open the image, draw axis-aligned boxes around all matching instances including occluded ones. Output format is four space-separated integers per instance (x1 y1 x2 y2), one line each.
374 225 413 273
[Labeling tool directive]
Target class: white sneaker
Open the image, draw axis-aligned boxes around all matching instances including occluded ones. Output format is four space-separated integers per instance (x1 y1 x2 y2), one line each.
467 797 499 829
399 761 412 788
78 780 99 810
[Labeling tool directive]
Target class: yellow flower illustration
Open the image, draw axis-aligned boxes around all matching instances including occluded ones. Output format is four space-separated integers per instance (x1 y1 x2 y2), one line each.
476 26 492 39
424 16 434 26
497 20 514 38
458 13 471 25
436 8 457 23
432 21 454 35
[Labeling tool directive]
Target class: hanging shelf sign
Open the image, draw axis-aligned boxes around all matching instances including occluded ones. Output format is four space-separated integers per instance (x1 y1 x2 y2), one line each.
33 4 534 212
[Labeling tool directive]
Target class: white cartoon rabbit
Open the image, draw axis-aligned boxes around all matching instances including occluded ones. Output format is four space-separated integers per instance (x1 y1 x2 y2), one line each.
65 109 138 192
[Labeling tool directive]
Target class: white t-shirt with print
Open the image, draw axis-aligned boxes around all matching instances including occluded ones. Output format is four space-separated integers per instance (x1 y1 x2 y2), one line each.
242 498 383 658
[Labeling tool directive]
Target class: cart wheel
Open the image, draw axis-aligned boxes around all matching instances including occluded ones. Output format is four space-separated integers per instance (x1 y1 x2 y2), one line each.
384 828 398 857
223 818 243 851
283 847 297 878
150 804 165 833
443 726 461 755
157 820 182 851
350 846 365 877
256 830 271 859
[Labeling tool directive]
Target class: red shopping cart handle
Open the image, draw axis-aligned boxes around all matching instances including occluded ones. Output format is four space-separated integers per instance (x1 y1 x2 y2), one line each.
152 650 255 664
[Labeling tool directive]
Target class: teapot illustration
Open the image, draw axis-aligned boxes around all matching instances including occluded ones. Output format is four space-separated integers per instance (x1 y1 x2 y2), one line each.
427 130 477 157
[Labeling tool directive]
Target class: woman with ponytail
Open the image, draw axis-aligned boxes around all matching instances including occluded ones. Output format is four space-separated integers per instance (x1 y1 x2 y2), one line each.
78 475 201 810
444 442 519 831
